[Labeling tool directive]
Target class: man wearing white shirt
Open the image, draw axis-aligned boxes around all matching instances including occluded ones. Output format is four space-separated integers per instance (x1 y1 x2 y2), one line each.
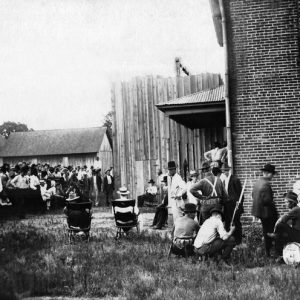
167 161 187 222
194 206 235 264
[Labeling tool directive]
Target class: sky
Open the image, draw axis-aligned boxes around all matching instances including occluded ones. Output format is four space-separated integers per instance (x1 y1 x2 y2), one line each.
0 0 224 130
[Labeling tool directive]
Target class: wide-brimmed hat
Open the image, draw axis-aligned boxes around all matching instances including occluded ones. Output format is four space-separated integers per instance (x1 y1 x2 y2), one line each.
184 203 197 213
284 191 298 203
148 179 155 184
210 206 223 217
167 161 176 170
260 164 277 174
117 186 130 195
66 191 80 202
200 162 210 170
189 170 199 177
161 176 168 183
105 169 111 174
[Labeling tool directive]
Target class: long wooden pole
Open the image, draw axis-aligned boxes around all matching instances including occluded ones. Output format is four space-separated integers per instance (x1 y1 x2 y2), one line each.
230 179 247 227
218 0 233 170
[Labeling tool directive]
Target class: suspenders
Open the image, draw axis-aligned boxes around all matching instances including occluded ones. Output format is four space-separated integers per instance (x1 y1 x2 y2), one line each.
204 177 218 197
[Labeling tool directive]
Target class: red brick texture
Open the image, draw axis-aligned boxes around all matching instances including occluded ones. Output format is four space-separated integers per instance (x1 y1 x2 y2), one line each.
225 0 300 222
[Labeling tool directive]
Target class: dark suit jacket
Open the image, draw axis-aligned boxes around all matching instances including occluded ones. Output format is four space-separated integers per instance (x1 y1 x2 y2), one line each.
252 177 278 219
225 175 244 214
103 175 114 192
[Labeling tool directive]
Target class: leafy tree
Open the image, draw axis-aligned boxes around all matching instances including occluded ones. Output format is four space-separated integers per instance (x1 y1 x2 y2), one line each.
0 121 33 138
102 111 113 148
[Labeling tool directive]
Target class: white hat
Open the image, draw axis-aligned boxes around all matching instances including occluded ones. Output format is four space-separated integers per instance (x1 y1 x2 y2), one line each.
117 186 130 195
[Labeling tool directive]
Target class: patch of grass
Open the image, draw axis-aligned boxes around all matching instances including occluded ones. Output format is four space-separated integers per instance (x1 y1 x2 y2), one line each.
1 214 300 299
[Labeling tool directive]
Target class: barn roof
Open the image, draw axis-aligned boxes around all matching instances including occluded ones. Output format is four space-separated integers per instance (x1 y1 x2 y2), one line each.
156 85 224 109
0 127 107 157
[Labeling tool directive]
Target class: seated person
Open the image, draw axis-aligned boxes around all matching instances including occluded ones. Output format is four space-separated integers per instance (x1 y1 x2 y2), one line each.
113 186 139 233
63 191 92 229
194 206 235 265
171 203 200 257
151 176 168 230
269 192 300 262
40 180 57 211
138 179 158 207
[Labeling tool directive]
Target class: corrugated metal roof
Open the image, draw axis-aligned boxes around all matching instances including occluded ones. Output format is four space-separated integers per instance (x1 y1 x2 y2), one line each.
0 127 107 157
156 85 224 107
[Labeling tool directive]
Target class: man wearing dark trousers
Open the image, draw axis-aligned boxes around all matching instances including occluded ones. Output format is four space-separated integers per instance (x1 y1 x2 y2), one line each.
252 163 278 257
269 191 300 262
221 163 244 245
151 176 168 229
194 206 235 266
103 169 114 206
190 162 227 224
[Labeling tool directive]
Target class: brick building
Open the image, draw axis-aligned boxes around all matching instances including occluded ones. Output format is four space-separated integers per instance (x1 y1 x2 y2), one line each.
210 0 300 221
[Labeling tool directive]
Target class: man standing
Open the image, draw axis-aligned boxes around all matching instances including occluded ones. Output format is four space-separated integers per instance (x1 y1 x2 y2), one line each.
252 163 278 257
269 191 300 262
103 168 114 206
190 162 227 224
222 163 244 245
194 206 235 265
167 161 187 223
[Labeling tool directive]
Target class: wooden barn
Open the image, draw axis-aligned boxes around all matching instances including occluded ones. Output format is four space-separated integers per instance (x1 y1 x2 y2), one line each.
0 127 112 171
111 73 225 199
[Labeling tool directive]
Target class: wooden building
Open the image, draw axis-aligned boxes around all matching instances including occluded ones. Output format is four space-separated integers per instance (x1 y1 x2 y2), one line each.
111 73 224 199
0 127 112 171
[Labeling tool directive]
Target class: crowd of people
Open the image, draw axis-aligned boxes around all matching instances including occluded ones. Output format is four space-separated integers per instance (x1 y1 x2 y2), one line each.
121 140 300 266
163 156 300 266
0 161 115 218
2 140 300 266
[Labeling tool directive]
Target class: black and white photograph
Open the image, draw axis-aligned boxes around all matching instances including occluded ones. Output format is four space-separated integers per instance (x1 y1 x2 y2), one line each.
1 0 300 299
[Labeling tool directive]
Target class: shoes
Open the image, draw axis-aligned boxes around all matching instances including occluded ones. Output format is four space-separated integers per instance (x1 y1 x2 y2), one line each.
154 226 163 230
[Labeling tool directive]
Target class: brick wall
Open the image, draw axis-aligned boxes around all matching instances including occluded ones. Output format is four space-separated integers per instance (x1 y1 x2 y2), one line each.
225 0 300 222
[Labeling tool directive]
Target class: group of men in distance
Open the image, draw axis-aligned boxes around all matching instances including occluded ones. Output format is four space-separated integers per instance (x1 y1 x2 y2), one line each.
161 158 300 266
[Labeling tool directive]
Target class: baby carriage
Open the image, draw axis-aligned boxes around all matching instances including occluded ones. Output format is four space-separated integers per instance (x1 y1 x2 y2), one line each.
64 191 92 243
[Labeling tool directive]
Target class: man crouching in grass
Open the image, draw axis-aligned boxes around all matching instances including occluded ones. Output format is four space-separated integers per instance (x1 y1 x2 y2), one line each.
194 206 235 267
171 203 200 257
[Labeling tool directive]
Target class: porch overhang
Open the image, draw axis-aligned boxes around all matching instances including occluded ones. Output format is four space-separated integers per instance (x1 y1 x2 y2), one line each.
156 85 225 129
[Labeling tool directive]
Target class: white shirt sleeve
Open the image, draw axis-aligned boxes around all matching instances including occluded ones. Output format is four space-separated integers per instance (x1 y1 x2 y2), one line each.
216 218 228 240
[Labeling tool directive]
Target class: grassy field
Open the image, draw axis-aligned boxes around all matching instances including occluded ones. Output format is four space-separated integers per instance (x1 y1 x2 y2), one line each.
1 208 300 300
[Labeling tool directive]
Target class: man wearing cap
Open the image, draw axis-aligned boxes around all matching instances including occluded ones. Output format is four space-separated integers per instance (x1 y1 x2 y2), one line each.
167 161 187 222
194 206 236 264
252 163 278 257
103 169 114 206
269 191 300 261
190 162 227 224
171 203 200 257
222 163 244 245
